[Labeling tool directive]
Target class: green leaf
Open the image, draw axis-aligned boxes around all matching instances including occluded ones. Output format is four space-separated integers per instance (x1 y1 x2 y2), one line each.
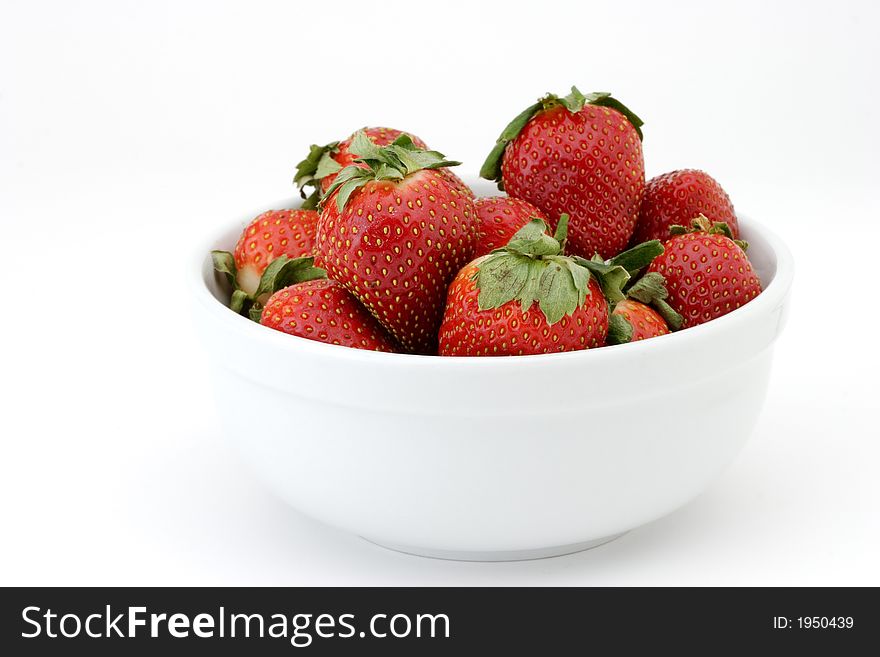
479 100 543 184
254 256 292 299
255 255 327 300
293 142 341 207
553 213 570 246
503 218 562 256
335 176 369 212
505 233 560 257
597 265 630 305
293 143 330 187
211 250 236 285
516 258 545 313
583 91 612 104
348 129 384 161
562 257 592 308
230 289 249 315
574 257 630 305
557 86 588 113
475 255 532 311
607 313 634 345
314 152 343 179
322 165 370 207
626 272 668 304
608 240 663 275
509 217 552 243
374 164 406 181
391 134 417 149
652 298 684 331
537 261 578 324
248 303 264 323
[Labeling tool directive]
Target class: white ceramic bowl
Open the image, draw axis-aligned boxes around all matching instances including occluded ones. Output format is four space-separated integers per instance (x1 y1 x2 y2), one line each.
191 180 793 561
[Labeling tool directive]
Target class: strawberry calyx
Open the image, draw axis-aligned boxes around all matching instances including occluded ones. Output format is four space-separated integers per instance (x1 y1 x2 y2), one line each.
670 214 749 251
606 271 684 344
570 239 662 306
573 240 683 344
473 214 628 325
211 251 327 321
480 86 645 186
322 131 461 212
293 141 343 209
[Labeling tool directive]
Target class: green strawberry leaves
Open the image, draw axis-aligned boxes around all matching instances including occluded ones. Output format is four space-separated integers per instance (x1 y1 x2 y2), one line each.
607 239 664 275
230 289 250 316
211 250 237 284
323 132 462 212
626 271 669 305
293 141 341 210
480 86 645 185
211 251 326 322
625 272 684 331
473 214 626 325
670 214 749 251
575 240 685 340
575 257 631 306
607 313 634 345
254 255 326 301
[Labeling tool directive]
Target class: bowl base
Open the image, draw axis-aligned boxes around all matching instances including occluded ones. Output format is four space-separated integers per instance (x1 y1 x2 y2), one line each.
361 532 626 562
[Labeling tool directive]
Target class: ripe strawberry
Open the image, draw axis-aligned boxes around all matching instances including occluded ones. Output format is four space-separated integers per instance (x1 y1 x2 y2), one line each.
294 127 472 208
261 279 398 352
611 300 669 342
472 196 549 257
212 209 324 318
438 215 622 356
634 169 738 244
646 215 761 328
317 131 479 354
481 86 645 260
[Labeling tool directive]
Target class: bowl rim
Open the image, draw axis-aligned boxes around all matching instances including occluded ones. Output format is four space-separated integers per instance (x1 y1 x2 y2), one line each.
191 203 794 368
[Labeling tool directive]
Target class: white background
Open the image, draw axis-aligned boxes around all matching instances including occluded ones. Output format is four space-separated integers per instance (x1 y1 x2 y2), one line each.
2 0 878 585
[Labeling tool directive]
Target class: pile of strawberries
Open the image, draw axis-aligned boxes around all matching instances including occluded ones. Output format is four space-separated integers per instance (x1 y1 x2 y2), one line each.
212 86 762 356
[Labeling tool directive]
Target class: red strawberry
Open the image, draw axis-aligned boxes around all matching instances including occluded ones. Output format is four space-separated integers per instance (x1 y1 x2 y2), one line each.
634 169 738 244
232 209 318 295
317 131 479 354
481 86 645 260
646 215 761 328
438 215 618 356
212 209 323 318
436 168 475 200
472 196 549 257
294 127 472 208
261 279 398 352
611 300 669 341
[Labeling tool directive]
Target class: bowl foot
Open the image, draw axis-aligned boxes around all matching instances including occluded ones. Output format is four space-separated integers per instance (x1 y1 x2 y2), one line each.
361 532 626 562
